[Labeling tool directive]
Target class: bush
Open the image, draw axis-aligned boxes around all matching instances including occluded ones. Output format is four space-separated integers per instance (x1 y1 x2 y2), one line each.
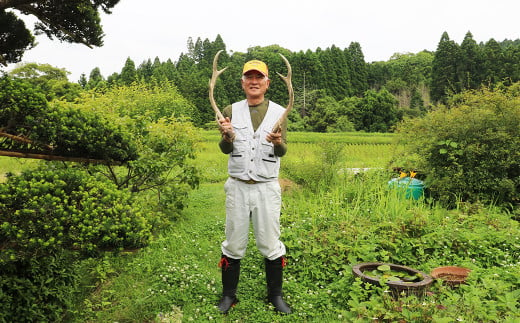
396 84 520 207
0 74 48 132
0 75 138 162
0 163 152 258
0 163 153 320
31 102 138 161
75 82 199 124
0 251 81 322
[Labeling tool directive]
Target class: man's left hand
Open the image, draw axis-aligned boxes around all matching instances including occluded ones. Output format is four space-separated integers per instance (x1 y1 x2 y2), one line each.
266 130 282 146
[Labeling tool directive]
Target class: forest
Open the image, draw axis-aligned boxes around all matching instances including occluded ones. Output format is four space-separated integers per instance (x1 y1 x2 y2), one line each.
65 32 520 132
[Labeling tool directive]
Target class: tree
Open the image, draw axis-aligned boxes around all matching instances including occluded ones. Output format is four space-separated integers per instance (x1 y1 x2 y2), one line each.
0 10 34 65
347 89 399 132
367 60 391 90
137 58 153 82
86 66 105 89
482 38 505 84
381 51 433 109
8 62 81 101
153 58 176 82
306 95 340 132
397 84 520 207
431 32 461 103
317 46 352 100
291 50 322 118
347 42 368 97
459 31 483 90
78 73 87 87
409 87 425 111
120 57 137 85
503 45 520 84
0 0 121 65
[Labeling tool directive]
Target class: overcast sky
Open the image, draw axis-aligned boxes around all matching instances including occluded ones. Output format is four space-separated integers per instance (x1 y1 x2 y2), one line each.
7 0 520 82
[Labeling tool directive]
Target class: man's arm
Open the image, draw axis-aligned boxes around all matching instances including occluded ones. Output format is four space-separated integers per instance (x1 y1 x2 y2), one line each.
268 117 288 157
218 105 234 154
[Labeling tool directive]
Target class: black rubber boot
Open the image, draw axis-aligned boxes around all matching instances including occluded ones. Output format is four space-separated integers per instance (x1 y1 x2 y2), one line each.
217 255 240 314
265 257 292 314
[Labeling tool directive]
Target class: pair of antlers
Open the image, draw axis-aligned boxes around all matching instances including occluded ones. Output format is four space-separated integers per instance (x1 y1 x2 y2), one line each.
209 50 294 133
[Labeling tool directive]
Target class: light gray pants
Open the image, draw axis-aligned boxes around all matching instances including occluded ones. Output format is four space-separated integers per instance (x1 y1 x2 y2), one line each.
221 177 286 260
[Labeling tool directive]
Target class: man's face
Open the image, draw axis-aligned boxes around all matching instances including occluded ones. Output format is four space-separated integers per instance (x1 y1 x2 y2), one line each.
241 70 270 100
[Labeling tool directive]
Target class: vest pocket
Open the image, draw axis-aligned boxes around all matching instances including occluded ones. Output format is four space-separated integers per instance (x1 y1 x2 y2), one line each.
257 142 278 178
228 141 247 174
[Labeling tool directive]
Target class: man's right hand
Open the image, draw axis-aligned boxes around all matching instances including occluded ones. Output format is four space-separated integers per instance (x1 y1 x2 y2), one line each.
218 117 235 142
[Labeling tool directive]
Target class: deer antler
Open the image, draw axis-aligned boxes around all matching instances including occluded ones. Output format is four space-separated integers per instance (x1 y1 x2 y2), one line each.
209 50 227 122
272 54 294 133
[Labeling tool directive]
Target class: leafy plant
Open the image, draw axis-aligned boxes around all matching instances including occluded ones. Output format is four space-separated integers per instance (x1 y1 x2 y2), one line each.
0 163 152 259
0 163 154 321
0 75 138 162
365 264 423 283
397 83 520 207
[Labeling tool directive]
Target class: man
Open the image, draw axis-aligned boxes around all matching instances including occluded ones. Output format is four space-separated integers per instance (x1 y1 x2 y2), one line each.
216 59 291 314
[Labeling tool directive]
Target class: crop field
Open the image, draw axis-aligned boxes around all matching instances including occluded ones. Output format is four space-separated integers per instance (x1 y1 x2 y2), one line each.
195 130 401 183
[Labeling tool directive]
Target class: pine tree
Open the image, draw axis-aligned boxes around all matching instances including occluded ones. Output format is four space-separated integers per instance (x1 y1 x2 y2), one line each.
459 31 483 90
0 0 121 65
347 42 368 97
137 59 153 82
120 57 137 85
79 73 87 88
86 67 104 89
482 38 505 84
503 46 520 84
330 45 352 99
431 32 461 103
367 61 391 90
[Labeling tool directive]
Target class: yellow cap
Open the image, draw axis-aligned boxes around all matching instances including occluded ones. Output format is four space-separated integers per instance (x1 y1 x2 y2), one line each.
242 60 268 77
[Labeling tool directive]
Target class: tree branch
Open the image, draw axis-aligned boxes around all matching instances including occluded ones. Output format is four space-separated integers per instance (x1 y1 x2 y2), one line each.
0 150 121 165
15 3 94 48
0 0 34 10
0 131 53 150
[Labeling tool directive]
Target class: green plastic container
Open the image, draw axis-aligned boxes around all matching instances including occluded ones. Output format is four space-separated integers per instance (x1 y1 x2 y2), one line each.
388 177 424 200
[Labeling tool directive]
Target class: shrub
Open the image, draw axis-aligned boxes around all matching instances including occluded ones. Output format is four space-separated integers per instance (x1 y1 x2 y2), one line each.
75 82 199 124
396 84 520 207
0 163 152 258
0 251 81 322
31 102 138 161
282 141 345 192
0 75 138 162
0 74 48 133
0 163 152 320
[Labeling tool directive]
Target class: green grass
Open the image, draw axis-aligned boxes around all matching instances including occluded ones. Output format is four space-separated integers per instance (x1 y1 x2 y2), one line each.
72 133 519 322
74 174 520 322
0 156 39 181
194 131 400 183
3 133 519 322
73 183 227 322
